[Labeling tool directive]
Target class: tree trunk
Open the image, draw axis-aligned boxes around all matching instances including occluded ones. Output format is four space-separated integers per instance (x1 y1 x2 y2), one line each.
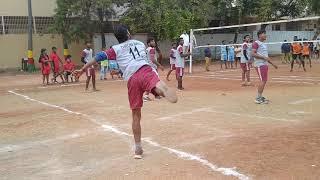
97 8 106 50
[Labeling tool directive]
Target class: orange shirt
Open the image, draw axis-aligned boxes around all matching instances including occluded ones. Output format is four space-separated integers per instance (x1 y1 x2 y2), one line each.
292 43 302 55
302 45 309 55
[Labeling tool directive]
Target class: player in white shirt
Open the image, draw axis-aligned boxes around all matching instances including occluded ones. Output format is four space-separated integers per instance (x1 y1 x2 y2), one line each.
180 31 190 55
176 38 191 90
234 45 242 68
166 42 177 81
144 37 164 101
76 25 177 159
81 41 96 91
240 35 252 86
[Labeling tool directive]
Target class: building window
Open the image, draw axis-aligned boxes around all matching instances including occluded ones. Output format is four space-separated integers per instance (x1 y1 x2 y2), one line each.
314 24 317 28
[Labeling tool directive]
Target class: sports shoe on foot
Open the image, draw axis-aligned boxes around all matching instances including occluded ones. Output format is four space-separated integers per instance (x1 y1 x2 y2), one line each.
255 97 263 104
143 95 152 102
261 97 269 104
134 147 143 159
241 82 246 86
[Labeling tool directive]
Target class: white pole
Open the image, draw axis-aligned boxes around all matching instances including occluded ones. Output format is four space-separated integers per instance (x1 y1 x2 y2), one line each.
1 16 5 35
189 29 193 74
193 16 320 32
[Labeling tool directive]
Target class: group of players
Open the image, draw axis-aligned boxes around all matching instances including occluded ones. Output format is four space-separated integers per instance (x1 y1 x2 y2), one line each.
281 39 320 72
38 47 76 85
74 25 282 158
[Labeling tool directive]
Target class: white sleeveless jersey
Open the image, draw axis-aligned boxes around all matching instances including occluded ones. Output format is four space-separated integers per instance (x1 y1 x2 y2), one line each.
240 42 249 63
83 48 93 63
146 47 157 70
175 45 185 68
169 48 176 64
112 39 148 80
253 40 268 67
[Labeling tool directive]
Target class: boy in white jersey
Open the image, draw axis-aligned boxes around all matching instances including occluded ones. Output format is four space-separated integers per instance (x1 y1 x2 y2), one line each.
75 25 177 159
144 37 164 101
252 30 278 104
240 35 252 86
81 41 97 91
166 42 177 81
176 38 191 90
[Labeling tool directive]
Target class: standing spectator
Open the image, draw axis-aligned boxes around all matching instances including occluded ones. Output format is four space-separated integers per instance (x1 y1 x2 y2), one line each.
281 40 291 64
50 47 65 83
204 45 211 71
234 45 242 68
81 41 97 91
38 48 51 85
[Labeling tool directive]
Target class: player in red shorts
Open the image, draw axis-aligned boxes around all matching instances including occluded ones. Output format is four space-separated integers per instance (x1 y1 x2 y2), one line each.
252 30 278 104
81 41 97 91
75 25 177 159
176 38 191 90
166 42 177 81
240 35 252 86
39 48 51 85
50 47 65 83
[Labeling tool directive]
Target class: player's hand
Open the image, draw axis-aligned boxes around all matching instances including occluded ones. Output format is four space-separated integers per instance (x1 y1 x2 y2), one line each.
272 64 278 69
159 65 165 71
74 69 84 79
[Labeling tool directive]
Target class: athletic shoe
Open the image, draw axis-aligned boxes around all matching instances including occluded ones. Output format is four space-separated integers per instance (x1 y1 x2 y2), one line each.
261 97 269 104
255 97 263 104
241 82 246 86
143 95 152 102
134 148 143 159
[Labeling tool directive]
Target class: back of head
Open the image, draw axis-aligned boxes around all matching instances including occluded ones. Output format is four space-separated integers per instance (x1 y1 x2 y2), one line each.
257 30 266 38
114 25 130 43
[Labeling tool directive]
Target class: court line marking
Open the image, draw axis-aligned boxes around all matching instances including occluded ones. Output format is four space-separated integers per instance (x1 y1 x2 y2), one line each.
187 75 316 85
205 74 320 82
7 90 250 180
159 107 298 122
288 98 320 105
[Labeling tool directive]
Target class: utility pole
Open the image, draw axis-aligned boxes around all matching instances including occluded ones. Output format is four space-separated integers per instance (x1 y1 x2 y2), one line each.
27 0 35 72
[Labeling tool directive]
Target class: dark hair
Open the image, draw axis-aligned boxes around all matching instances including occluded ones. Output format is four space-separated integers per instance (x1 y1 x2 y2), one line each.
147 37 155 44
171 42 177 46
257 30 266 38
41 48 46 54
52 46 57 50
244 35 250 39
114 25 129 43
66 55 72 59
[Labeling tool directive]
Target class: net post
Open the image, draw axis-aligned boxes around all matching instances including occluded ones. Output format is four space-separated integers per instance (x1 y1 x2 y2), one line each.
189 29 194 74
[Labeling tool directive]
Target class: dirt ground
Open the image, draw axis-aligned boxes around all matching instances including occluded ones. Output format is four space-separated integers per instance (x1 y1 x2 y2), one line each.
1 58 320 180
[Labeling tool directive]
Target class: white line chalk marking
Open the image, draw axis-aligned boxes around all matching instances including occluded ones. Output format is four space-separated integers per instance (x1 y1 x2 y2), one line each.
288 98 320 105
159 107 298 122
8 90 250 180
187 75 316 85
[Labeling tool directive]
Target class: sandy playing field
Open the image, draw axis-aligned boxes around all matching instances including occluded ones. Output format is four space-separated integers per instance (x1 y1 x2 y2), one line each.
1 59 320 180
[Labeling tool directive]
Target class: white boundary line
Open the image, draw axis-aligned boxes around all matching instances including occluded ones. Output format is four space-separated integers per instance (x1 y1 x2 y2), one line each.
288 98 320 105
7 90 250 180
187 75 316 85
159 107 298 122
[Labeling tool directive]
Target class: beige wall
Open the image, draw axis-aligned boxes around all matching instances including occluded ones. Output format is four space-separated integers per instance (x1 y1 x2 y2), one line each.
0 34 84 69
0 0 56 16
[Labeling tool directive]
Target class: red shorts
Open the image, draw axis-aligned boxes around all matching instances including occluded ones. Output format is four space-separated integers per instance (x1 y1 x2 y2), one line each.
85 67 95 77
53 61 60 73
170 64 176 70
255 65 268 82
176 67 184 77
127 65 160 110
240 63 251 71
42 66 51 75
